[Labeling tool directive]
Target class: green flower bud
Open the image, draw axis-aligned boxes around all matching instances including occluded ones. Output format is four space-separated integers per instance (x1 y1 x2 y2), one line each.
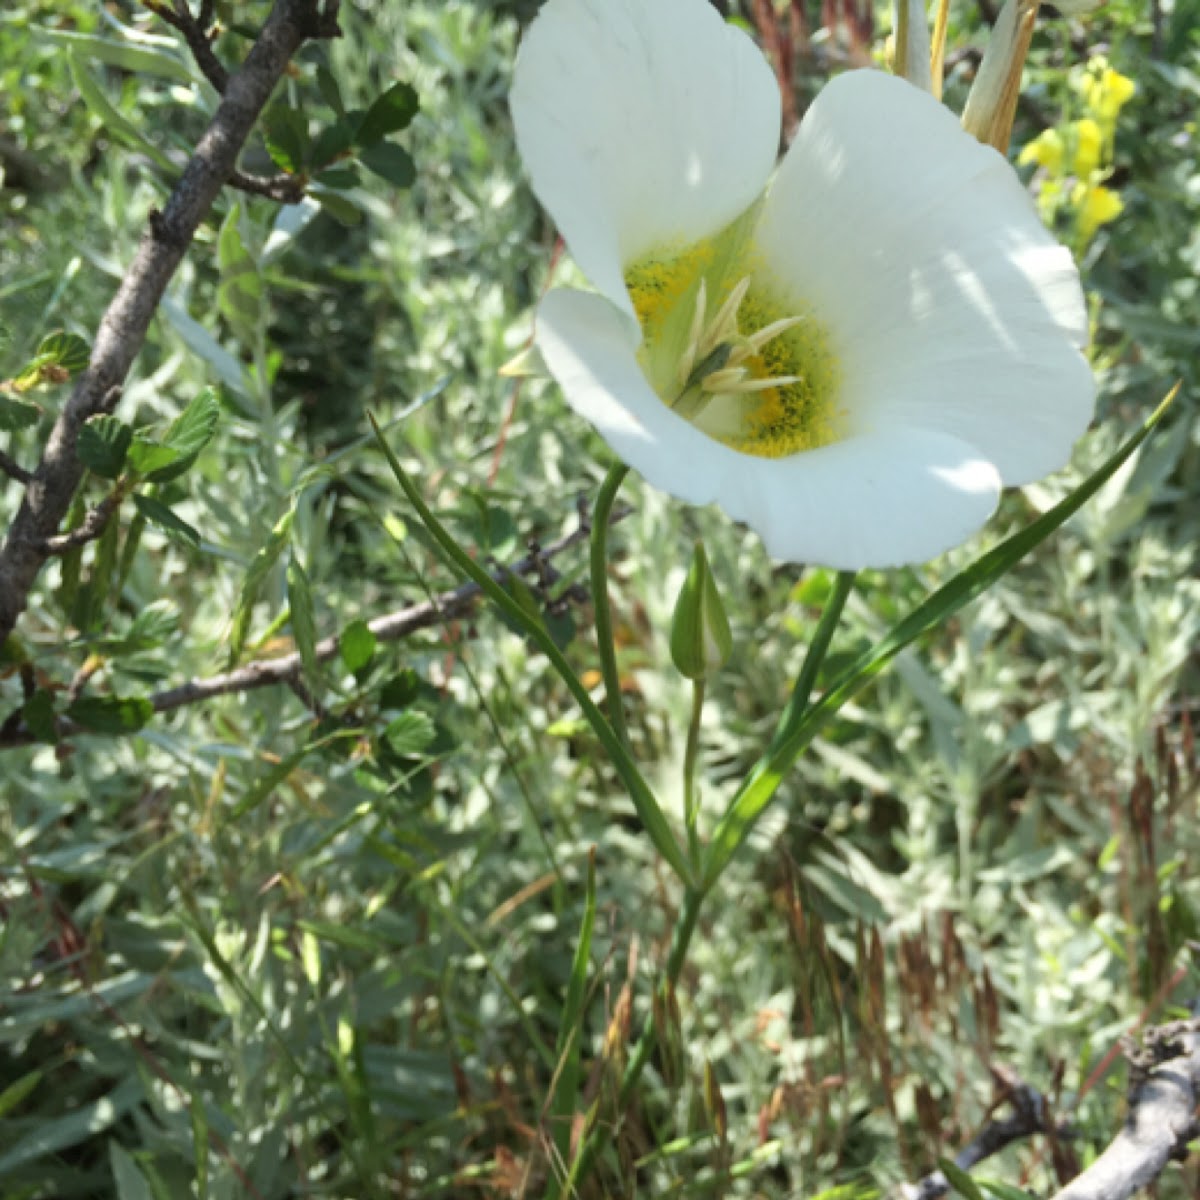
669 542 733 681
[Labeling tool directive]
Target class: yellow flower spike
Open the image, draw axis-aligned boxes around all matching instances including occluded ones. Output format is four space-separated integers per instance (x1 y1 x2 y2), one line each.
1018 127 1065 173
1075 58 1136 124
961 0 1041 153
1071 117 1103 176
1073 182 1124 242
893 0 933 93
1093 66 1136 121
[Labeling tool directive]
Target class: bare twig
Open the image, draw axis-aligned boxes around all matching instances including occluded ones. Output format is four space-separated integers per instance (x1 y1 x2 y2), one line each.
1051 1017 1200 1200
0 509 626 747
228 167 307 203
903 1013 1200 1200
903 1074 1065 1200
0 450 34 486
36 487 129 556
0 0 341 646
146 0 230 93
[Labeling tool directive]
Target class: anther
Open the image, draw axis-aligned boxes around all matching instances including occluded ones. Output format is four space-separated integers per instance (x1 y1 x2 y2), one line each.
705 276 752 353
704 372 802 395
745 315 807 353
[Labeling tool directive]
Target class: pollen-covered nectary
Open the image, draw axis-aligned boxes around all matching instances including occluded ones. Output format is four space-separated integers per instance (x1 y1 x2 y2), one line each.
625 245 842 459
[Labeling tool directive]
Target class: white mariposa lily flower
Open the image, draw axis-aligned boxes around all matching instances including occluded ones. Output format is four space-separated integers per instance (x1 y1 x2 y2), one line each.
510 0 1094 569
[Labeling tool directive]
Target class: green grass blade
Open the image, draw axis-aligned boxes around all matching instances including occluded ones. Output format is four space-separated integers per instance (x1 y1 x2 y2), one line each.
547 848 598 1192
369 416 696 887
705 389 1177 886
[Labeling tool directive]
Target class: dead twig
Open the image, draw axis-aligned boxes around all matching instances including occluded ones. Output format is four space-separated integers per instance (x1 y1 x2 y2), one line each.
0 507 627 747
903 1071 1066 1200
1051 1016 1200 1200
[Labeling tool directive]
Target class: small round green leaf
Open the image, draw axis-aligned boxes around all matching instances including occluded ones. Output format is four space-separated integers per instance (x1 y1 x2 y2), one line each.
339 619 377 674
77 415 132 479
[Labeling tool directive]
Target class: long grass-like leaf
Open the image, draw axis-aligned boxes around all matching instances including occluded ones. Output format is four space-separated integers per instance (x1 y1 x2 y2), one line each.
704 390 1177 886
369 416 696 887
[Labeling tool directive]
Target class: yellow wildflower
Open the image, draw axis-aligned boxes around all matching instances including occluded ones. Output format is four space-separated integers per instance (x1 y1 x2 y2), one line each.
1073 182 1124 241
1077 59 1136 123
1018 128 1065 173
1071 117 1103 175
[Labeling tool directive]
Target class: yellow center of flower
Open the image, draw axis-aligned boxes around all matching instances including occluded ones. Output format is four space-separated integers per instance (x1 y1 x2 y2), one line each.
623 231 841 458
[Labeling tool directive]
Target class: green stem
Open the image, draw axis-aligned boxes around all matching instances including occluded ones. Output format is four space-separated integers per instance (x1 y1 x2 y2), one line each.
557 574 857 1195
703 570 856 890
591 463 631 747
559 885 705 1196
774 571 858 754
683 678 706 866
370 422 695 887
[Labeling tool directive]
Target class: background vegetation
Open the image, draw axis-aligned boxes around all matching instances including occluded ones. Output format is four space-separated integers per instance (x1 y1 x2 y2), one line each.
1 0 1198 1196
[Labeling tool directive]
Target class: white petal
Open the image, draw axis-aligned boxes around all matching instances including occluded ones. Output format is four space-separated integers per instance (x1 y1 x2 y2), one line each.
755 69 1094 485
511 0 781 320
537 288 1002 569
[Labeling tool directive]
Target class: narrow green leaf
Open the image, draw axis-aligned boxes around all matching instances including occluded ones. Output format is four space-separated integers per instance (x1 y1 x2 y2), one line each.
370 417 696 887
65 694 153 735
78 511 122 631
110 1142 155 1200
57 493 86 620
229 507 294 663
703 389 1178 888
300 927 322 987
939 1160 986 1200
361 141 416 189
132 494 200 549
339 618 376 673
0 1077 142 1174
549 848 598 1185
0 1069 43 1118
46 30 193 83
978 1182 1036 1200
77 415 132 478
116 509 147 592
190 1094 209 1200
217 205 263 341
316 65 345 116
355 81 419 146
68 51 174 171
287 555 320 686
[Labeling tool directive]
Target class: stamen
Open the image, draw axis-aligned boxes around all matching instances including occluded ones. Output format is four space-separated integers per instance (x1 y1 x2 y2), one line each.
704 276 752 353
704 373 802 395
700 366 748 392
745 315 807 353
